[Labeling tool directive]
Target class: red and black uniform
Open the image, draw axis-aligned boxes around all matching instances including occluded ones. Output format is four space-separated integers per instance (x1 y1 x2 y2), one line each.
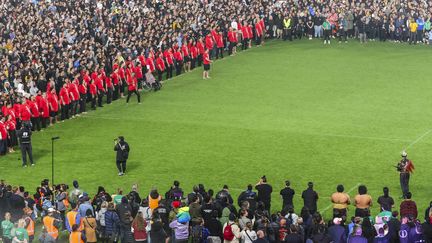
19 102 32 126
78 81 87 113
241 24 249 50
215 32 224 59
59 86 70 120
164 49 174 80
68 81 80 116
203 51 211 71
182 45 190 64
0 120 7 155
173 49 183 76
39 96 50 128
126 74 141 103
196 40 205 66
47 92 59 119
156 55 166 82
255 20 263 45
105 76 113 104
89 81 97 109
228 30 238 55
94 75 105 107
190 44 198 69
205 35 214 56
28 100 41 131
118 67 126 95
6 116 17 148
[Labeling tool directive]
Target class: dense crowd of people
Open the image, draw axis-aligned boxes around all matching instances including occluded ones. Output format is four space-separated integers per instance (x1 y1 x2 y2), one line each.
1 0 432 156
0 177 431 243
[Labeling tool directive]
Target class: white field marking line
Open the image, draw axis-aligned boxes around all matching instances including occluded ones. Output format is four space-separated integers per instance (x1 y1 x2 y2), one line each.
404 128 432 151
83 114 409 143
320 183 361 213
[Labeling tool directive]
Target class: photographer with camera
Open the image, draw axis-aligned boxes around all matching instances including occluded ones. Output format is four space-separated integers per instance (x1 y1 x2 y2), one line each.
114 136 130 176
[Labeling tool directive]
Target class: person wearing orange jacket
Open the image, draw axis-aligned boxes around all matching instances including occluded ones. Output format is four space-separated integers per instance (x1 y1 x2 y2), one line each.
66 206 82 233
43 208 61 241
23 207 35 243
69 224 85 243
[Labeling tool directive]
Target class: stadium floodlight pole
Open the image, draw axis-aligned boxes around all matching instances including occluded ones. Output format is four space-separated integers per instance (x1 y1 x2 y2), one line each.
51 136 60 185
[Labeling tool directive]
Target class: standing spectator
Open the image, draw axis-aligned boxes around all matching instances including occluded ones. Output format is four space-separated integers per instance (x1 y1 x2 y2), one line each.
255 176 273 212
377 187 394 212
14 219 30 243
323 19 332 44
348 226 368 243
69 224 85 243
400 192 418 219
83 209 97 243
328 217 346 243
104 202 120 242
38 227 56 243
331 184 351 218
1 212 14 243
237 184 257 212
409 18 418 44
354 185 372 217
241 222 257 243
280 180 295 211
222 213 241 243
169 217 190 243
114 136 130 176
301 182 319 215
16 123 34 167
132 211 148 242
202 49 212 80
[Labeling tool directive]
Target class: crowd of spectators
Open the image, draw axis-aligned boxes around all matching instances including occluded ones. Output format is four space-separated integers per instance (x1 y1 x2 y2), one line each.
1 0 432 155
0 178 432 243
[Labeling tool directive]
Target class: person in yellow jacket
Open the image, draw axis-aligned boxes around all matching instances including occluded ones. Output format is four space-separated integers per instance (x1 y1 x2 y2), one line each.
43 208 61 240
69 224 85 243
409 18 418 44
283 15 292 41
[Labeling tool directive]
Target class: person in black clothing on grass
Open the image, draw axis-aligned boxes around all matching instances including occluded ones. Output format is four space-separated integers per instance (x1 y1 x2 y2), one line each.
302 182 319 215
255 176 273 213
377 187 394 212
280 180 295 211
237 184 258 212
114 136 130 176
17 123 34 167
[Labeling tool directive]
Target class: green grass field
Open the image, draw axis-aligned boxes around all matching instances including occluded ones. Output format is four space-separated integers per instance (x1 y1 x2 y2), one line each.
1 40 432 219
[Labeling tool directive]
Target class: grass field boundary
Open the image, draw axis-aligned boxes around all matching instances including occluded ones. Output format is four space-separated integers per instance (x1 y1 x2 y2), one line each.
404 128 432 151
319 183 361 213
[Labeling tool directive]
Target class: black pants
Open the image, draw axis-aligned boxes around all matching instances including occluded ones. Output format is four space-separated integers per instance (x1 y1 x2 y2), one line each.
400 173 410 198
242 38 248 49
21 143 34 166
0 139 6 155
166 65 173 79
215 47 223 59
175 61 183 76
228 42 236 55
355 208 370 217
324 30 331 42
31 117 41 131
116 160 126 173
191 58 196 70
41 117 49 128
333 208 347 218
80 96 87 113
197 55 202 66
126 90 140 103
113 85 119 100
107 87 113 104
91 96 96 109
97 92 104 107
70 100 78 116
157 69 164 82
61 104 70 120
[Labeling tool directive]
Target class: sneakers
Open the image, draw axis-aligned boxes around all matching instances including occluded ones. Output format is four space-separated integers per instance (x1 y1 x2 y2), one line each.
31 163 35 166
23 165 27 168
118 172 125 176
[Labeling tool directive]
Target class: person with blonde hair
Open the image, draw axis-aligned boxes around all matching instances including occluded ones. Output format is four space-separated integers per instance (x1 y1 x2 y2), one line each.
13 219 29 243
240 222 257 243
132 211 148 242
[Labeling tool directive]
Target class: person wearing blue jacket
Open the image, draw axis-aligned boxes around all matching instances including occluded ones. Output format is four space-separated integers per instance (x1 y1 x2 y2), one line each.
416 16 425 43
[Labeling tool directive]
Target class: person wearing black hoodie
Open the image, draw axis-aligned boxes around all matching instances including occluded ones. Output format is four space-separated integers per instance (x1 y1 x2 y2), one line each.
377 187 394 212
205 210 223 242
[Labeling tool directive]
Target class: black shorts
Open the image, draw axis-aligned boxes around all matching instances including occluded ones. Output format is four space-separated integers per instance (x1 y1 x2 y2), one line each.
184 56 190 62
204 64 210 71
50 111 57 118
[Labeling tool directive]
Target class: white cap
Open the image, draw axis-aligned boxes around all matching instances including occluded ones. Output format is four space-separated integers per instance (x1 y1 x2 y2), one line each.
401 151 407 157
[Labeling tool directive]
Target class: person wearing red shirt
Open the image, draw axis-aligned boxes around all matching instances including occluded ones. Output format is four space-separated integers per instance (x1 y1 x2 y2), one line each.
28 96 41 131
111 69 120 101
126 73 141 104
39 92 50 129
6 114 17 153
247 24 253 48
19 99 32 128
182 42 191 72
89 80 97 110
118 65 126 98
255 19 263 46
164 48 174 80
215 31 224 59
59 82 71 121
95 74 106 108
146 54 155 73
189 40 198 70
228 27 238 55
68 79 80 118
202 48 212 79
156 53 166 84
133 62 144 91
48 89 59 125
196 37 205 67
173 47 183 76
0 116 7 155
241 22 249 50
205 33 214 58
78 81 88 114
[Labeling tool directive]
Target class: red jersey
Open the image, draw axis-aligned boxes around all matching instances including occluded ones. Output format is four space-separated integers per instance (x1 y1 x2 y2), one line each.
255 22 263 36
146 57 155 72
156 57 166 71
20 104 32 121
68 83 80 101
138 55 146 66
127 75 137 91
118 68 125 79
13 104 21 117
4 107 16 121
90 83 97 96
48 93 59 112
216 33 224 48
59 87 70 105
190 46 198 59
197 41 205 55
247 26 253 39
205 35 214 50
241 26 249 38
111 72 119 86
6 120 16 131
28 100 40 117
165 51 174 65
94 77 105 92
40 97 50 118
211 29 218 41
105 77 113 88
134 66 143 79
181 45 189 57
228 31 238 43
203 52 211 65
0 121 7 140
174 51 183 61
83 73 91 85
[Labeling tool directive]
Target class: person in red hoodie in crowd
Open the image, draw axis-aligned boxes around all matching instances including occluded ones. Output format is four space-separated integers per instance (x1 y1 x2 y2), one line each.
0 116 7 155
182 41 191 72
196 37 205 67
202 48 212 79
189 40 198 70
164 48 174 80
241 22 249 50
134 61 144 92
78 81 88 114
118 64 126 98
215 30 224 59
247 23 253 48
228 27 238 56
111 68 120 100
68 78 80 118
205 33 214 59
5 114 17 153
20 99 32 128
156 52 166 83
95 73 106 108
39 92 50 129
89 79 97 110
48 88 59 125
126 72 141 104
59 82 71 121
173 46 183 76
28 96 41 131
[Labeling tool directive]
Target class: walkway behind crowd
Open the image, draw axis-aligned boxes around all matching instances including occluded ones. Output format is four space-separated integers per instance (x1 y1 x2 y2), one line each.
0 178 431 243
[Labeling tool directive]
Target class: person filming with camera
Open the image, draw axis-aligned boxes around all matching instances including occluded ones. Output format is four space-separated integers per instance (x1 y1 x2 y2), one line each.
114 136 130 176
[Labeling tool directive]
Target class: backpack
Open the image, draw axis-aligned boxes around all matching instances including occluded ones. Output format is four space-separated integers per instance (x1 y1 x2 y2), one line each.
223 223 235 241
191 225 203 243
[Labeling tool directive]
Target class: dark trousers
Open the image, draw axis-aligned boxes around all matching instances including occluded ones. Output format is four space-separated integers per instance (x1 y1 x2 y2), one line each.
20 143 34 165
157 69 164 82
333 208 347 218
113 85 119 100
31 117 41 131
191 58 196 70
61 104 70 120
41 117 49 128
242 38 248 49
228 42 236 55
107 87 113 104
197 55 202 66
400 173 410 198
175 61 183 76
215 47 223 59
324 30 331 42
126 90 140 103
409 32 417 44
70 100 78 116
0 139 6 155
166 65 173 79
80 96 87 113
91 96 96 109
97 92 104 107
116 160 126 173
355 208 370 217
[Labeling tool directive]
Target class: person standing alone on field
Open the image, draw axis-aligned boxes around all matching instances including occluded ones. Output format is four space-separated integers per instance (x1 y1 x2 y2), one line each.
17 123 34 167
114 136 130 176
397 151 414 199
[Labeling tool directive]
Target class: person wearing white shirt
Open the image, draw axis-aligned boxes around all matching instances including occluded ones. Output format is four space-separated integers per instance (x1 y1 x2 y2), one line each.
241 222 257 243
